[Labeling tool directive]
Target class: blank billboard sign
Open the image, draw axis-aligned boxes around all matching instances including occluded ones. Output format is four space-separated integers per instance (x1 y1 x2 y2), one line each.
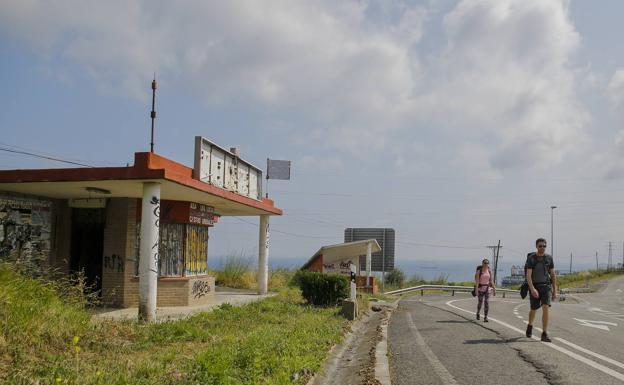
344 228 395 272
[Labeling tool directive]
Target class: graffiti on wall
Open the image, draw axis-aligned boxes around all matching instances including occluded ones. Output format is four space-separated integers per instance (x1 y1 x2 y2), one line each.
192 280 211 298
103 254 125 273
323 260 356 275
0 196 52 263
149 195 160 274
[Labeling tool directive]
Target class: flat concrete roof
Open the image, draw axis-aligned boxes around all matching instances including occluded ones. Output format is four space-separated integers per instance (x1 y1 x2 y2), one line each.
0 152 282 217
303 239 381 268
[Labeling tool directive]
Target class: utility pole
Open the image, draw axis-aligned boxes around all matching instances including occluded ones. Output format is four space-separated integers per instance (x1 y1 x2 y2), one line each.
550 206 557 260
486 241 502 285
569 252 572 274
596 251 599 270
150 76 157 153
608 241 613 271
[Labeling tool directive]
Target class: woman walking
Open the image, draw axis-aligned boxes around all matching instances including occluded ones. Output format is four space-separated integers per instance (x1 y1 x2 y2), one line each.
475 258 496 322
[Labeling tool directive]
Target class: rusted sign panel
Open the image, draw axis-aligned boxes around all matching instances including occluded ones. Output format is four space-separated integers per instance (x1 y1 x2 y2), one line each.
138 200 215 226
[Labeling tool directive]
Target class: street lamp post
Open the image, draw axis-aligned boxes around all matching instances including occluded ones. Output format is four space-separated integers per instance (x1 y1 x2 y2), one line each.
550 206 557 258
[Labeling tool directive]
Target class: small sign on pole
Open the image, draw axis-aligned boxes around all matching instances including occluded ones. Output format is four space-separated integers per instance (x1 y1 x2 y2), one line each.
266 159 291 197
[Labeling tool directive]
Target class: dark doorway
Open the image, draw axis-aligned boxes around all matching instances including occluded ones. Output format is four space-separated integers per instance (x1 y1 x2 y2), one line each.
70 208 105 295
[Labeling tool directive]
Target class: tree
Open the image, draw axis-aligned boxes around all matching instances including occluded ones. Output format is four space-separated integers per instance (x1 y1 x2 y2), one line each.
385 268 406 287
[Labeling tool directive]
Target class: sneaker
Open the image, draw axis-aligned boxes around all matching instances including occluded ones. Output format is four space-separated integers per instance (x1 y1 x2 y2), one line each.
541 332 552 342
484 317 489 322
476 313 480 320
526 324 533 338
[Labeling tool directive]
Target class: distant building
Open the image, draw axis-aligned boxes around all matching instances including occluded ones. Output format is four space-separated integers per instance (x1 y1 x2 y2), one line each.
501 264 525 286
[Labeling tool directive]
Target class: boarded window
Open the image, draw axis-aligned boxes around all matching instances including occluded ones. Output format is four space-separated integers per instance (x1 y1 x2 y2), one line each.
159 223 185 276
185 225 208 276
134 223 208 277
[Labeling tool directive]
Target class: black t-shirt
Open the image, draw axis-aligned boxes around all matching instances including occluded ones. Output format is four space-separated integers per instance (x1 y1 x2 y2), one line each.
525 253 554 284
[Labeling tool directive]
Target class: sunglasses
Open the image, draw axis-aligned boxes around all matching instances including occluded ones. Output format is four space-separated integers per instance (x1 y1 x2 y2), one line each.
538 245 547 248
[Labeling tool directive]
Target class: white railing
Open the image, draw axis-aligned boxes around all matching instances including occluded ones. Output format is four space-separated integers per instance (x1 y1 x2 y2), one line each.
384 284 519 298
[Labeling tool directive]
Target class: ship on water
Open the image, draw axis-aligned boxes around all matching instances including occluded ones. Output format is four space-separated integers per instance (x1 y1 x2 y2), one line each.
501 265 524 286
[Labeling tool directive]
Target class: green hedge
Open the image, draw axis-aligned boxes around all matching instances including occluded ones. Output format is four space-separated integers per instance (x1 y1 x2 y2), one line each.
292 271 350 306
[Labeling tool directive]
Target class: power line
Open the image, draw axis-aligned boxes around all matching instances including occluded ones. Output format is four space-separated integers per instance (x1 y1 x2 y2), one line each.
0 147 95 168
230 217 341 239
0 141 123 167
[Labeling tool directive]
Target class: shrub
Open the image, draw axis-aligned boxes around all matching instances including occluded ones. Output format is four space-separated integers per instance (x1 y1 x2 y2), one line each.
292 271 349 306
385 268 406 287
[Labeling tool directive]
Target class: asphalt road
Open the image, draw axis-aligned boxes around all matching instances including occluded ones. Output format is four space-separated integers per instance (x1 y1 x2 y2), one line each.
388 276 624 384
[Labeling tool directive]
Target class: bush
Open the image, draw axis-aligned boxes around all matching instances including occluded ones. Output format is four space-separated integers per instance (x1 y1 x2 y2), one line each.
292 271 349 306
385 268 406 287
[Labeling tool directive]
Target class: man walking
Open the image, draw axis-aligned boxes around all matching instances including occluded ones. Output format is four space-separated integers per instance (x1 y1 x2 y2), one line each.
525 238 557 342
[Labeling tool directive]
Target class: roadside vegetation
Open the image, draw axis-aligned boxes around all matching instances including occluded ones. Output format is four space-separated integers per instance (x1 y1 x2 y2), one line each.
384 267 624 293
211 254 296 291
557 269 624 289
383 268 474 292
0 262 349 385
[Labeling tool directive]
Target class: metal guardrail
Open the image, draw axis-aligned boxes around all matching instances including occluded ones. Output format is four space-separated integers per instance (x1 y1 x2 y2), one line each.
384 284 519 298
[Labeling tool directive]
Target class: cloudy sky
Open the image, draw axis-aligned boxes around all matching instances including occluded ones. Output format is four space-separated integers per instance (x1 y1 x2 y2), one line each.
2 0 624 275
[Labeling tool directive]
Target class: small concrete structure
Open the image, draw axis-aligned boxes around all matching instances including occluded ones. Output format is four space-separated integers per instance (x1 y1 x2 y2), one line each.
302 239 381 294
0 150 282 322
341 299 358 320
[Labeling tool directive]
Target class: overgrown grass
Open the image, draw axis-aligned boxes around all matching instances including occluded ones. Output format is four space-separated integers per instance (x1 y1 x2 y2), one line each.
558 269 624 289
213 255 296 291
0 263 348 384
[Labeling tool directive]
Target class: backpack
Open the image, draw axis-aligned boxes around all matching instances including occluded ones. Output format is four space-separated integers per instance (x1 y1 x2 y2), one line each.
472 265 489 297
520 253 551 299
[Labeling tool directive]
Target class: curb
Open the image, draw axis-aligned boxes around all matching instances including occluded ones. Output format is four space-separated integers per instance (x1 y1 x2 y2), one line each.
375 300 398 385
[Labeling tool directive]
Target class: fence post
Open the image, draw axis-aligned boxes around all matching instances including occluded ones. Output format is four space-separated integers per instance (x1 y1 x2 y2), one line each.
452 290 455 296
421 289 423 296
502 291 506 298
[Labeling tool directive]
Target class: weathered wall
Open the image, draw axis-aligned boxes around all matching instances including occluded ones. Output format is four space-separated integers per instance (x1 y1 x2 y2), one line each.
100 198 133 306
0 192 54 265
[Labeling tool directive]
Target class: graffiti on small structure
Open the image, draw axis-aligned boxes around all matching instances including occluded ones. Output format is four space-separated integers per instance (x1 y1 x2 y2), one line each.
192 280 211 298
103 254 124 273
150 195 160 269
0 196 52 264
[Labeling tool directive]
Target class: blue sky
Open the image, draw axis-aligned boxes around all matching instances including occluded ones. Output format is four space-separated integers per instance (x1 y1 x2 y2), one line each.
2 0 624 275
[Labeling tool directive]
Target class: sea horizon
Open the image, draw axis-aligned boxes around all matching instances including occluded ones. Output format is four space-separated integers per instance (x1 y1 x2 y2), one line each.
210 255 613 284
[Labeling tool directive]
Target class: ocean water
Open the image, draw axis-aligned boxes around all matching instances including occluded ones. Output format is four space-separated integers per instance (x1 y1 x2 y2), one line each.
210 255 609 284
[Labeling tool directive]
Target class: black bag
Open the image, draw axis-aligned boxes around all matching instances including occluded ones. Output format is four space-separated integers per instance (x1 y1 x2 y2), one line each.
471 288 476 297
520 281 529 299
521 252 551 299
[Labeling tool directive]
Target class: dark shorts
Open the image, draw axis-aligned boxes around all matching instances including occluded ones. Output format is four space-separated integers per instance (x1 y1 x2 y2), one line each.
529 284 552 310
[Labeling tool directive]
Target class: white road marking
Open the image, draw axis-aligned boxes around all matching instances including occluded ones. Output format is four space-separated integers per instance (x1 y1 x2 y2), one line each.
513 303 527 313
516 315 523 319
573 319 617 331
555 337 624 370
446 299 624 382
616 289 622 293
406 311 458 385
587 307 624 322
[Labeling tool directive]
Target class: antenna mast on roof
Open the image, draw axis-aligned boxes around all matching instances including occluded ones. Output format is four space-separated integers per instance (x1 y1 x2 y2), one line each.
150 74 157 153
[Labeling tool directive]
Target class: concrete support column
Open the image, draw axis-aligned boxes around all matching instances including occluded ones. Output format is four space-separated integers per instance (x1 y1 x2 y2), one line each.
138 182 160 322
366 241 372 287
258 215 270 295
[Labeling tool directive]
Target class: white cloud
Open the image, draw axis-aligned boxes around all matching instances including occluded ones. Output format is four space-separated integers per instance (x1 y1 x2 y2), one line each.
0 0 588 174
607 69 624 112
298 154 344 173
601 69 624 179
415 0 588 171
